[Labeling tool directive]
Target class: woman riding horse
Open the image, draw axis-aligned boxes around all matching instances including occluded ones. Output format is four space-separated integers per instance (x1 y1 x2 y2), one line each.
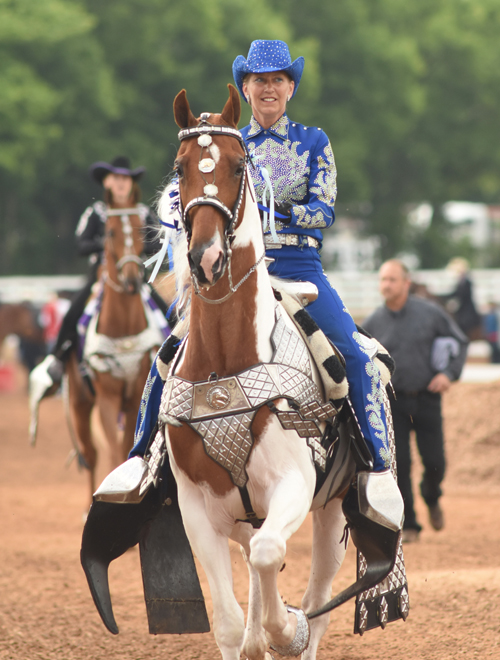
29 156 170 406
130 40 393 479
234 40 391 474
80 85 406 658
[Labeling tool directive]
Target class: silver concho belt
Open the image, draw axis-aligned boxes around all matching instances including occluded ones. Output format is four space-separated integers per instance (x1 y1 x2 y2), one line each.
145 306 338 491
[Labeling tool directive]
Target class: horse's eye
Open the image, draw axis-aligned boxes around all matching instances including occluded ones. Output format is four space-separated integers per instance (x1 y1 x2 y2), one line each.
107 229 115 238
174 161 184 179
235 160 245 177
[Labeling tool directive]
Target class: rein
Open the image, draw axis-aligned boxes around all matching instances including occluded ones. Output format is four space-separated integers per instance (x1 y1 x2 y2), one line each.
191 246 266 304
178 114 264 305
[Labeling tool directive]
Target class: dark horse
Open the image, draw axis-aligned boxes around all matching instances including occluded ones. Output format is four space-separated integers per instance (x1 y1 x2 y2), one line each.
29 209 166 509
0 302 46 372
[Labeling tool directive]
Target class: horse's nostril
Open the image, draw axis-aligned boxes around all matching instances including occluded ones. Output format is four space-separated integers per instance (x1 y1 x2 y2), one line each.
125 278 140 295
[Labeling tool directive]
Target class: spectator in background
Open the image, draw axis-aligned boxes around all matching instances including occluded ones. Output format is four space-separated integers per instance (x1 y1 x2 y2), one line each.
363 259 468 543
483 302 500 363
441 257 482 340
39 292 71 353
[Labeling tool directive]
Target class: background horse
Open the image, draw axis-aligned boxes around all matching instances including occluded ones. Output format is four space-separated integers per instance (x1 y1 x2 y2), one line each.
66 209 166 506
157 86 394 660
0 302 46 372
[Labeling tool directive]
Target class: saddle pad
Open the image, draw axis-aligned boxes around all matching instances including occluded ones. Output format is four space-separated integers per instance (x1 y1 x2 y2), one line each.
77 283 170 361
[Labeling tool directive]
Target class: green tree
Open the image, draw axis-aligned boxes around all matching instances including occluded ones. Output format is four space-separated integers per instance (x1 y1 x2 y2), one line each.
1 0 499 274
271 0 500 264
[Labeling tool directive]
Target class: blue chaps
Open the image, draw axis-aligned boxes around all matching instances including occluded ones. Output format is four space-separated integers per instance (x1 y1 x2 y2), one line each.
267 245 389 472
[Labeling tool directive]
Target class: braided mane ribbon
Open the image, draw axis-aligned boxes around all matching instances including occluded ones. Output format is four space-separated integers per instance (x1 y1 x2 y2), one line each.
144 182 180 283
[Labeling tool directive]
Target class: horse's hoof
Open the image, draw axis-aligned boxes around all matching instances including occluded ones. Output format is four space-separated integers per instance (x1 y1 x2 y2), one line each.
269 605 310 657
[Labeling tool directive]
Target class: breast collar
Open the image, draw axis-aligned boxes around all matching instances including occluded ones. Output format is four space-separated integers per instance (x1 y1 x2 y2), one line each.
159 305 337 488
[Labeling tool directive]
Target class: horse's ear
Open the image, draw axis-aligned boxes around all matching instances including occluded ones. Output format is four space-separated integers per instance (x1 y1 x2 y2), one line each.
173 90 198 128
220 84 241 128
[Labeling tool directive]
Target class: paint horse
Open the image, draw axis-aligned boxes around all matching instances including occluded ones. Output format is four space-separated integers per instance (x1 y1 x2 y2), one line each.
65 208 167 505
81 86 406 659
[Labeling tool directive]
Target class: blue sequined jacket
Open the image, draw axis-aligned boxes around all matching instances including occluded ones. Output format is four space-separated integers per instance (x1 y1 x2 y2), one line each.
241 114 337 246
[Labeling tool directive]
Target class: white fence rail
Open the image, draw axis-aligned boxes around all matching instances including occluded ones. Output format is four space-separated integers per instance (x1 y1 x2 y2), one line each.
0 275 85 305
2 270 500 322
324 269 500 321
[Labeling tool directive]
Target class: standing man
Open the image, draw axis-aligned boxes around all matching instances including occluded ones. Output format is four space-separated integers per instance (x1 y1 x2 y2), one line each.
363 259 468 542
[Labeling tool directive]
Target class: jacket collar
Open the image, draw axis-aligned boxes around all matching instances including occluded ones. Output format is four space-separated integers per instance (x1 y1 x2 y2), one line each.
247 113 290 140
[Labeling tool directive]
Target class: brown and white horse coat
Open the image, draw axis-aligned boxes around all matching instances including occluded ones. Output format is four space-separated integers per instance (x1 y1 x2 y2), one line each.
158 86 358 660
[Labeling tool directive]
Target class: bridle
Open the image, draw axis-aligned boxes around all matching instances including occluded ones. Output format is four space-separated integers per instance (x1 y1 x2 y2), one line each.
177 114 264 305
104 208 144 294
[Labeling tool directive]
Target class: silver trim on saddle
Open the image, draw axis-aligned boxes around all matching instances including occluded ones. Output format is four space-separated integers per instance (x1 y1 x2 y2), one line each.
141 305 339 492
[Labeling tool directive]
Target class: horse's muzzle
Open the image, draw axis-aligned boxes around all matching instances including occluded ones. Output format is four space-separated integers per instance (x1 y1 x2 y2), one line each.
122 276 142 295
188 240 226 286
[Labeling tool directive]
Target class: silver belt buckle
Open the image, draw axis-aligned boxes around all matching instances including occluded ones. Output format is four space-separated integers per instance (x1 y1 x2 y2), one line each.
264 235 283 250
266 241 282 250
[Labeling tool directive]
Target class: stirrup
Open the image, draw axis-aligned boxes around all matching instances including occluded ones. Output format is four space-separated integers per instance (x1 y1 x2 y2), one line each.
307 470 403 619
28 354 63 446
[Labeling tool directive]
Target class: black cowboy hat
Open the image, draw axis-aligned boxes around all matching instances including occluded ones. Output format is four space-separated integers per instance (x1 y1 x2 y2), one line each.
89 156 146 184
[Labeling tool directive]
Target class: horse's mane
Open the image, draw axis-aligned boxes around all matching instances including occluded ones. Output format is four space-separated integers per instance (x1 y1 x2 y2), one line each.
155 180 191 330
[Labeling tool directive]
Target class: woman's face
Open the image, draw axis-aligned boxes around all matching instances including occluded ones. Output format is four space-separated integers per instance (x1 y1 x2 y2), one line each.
242 71 295 128
103 173 134 205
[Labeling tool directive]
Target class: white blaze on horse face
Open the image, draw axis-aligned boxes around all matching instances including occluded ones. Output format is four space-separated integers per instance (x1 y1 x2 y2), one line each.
200 228 224 283
208 143 220 164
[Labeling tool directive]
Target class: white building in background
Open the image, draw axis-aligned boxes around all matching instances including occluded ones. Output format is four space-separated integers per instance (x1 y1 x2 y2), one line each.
321 201 499 272
321 217 381 272
442 201 491 249
321 231 381 272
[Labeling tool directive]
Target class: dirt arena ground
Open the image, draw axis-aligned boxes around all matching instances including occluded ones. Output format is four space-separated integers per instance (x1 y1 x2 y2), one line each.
1 364 499 660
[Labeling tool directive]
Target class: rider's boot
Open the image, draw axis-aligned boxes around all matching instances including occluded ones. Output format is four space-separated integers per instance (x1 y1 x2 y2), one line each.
307 398 405 624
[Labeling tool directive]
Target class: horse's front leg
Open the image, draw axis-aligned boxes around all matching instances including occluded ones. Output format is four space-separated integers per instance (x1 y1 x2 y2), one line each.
94 374 123 471
249 467 314 656
301 497 347 660
66 353 96 508
231 522 270 660
122 354 151 459
175 476 245 660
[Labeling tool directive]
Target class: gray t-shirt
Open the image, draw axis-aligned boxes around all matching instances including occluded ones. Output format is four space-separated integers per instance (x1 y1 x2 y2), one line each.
363 295 468 392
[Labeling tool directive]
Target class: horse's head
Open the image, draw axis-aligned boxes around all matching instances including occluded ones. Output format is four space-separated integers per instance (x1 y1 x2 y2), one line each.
104 211 145 295
173 85 247 289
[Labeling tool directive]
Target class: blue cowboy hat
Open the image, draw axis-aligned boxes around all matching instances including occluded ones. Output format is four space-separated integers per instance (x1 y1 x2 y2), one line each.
232 40 304 102
89 156 146 184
